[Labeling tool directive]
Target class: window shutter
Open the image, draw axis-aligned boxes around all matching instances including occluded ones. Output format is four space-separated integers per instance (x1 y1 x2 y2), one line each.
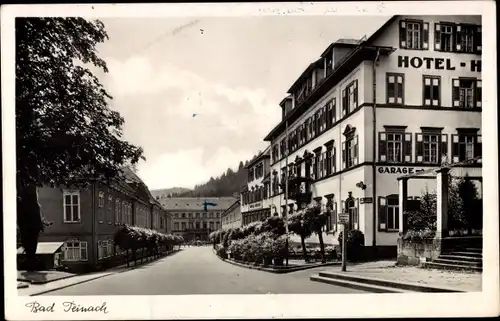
378 196 387 232
404 132 412 163
332 147 337 173
379 132 387 162
355 198 360 229
354 80 358 108
333 201 338 231
399 20 407 48
441 134 448 161
342 89 347 116
353 135 359 165
475 26 482 54
455 25 462 51
476 80 482 108
423 22 429 49
452 134 460 163
434 23 441 51
452 79 460 107
342 142 346 169
416 133 424 163
475 135 482 161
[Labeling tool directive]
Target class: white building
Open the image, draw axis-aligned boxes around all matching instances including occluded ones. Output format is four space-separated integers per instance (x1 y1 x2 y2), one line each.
221 200 242 229
240 146 273 225
264 15 482 256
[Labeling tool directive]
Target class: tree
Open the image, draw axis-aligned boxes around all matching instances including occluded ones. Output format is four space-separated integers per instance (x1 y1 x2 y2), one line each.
304 205 328 263
16 18 144 270
287 211 312 262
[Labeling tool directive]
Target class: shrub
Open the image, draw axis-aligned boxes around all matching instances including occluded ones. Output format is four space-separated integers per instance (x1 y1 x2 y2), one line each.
215 244 227 259
338 230 365 262
402 228 435 243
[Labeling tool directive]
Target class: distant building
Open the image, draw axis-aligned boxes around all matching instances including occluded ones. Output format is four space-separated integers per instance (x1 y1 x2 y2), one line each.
221 199 242 229
240 146 273 225
35 168 171 272
158 197 237 242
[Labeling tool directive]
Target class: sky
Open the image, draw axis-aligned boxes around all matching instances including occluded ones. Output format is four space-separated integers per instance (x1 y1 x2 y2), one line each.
94 16 390 190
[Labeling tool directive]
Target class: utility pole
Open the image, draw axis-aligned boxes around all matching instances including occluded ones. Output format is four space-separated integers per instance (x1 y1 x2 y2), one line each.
284 120 290 266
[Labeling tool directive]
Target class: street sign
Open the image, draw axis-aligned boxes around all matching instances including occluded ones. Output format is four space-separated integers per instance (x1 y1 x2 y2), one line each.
338 213 349 224
360 197 373 204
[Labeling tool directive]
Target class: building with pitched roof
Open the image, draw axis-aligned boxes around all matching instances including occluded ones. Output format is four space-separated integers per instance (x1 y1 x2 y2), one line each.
34 168 172 272
263 15 482 255
157 196 237 242
221 199 242 229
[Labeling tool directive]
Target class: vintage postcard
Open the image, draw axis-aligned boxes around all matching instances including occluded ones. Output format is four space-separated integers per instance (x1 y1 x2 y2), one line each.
2 1 499 320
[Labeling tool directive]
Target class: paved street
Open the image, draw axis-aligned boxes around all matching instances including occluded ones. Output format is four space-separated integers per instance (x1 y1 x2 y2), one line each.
43 247 364 295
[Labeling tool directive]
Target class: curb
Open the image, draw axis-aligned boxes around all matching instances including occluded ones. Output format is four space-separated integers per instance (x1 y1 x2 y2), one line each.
214 251 340 274
29 272 116 296
18 274 78 285
312 271 465 293
17 283 29 289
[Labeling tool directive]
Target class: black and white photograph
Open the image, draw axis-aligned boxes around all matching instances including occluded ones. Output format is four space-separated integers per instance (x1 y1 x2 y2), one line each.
2 2 498 320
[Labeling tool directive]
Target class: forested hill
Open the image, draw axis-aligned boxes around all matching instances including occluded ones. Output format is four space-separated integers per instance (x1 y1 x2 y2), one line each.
178 153 261 197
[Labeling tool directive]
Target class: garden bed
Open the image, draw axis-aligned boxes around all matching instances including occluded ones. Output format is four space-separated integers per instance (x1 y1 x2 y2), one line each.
214 250 339 273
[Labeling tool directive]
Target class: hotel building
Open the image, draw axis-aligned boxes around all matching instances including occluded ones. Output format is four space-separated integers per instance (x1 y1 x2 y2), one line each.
158 197 236 242
34 168 172 272
240 146 273 225
264 15 482 256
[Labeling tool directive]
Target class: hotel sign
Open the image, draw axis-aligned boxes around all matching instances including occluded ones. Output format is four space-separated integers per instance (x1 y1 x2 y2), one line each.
249 202 262 210
378 166 425 175
398 55 481 72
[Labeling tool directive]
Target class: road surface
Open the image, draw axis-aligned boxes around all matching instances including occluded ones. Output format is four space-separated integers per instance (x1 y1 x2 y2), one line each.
44 247 364 295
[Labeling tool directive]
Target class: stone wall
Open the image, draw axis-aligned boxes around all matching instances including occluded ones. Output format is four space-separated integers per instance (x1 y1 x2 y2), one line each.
396 237 442 266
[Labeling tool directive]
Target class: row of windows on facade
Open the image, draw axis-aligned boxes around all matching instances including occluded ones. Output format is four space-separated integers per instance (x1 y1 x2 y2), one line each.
269 130 481 197
61 239 171 262
63 190 165 230
173 212 220 219
173 221 220 231
248 162 265 182
241 184 270 205
242 210 272 226
399 19 481 54
223 214 240 224
272 75 481 165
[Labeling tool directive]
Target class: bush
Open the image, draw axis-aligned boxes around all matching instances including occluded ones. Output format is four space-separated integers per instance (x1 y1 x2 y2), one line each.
402 228 435 243
338 230 365 262
215 244 227 259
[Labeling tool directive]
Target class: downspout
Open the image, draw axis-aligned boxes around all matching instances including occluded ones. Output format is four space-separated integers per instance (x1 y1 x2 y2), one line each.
91 182 96 270
372 49 380 249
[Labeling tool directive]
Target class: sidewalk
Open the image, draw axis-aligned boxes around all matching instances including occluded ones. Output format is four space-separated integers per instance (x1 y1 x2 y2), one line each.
330 260 482 292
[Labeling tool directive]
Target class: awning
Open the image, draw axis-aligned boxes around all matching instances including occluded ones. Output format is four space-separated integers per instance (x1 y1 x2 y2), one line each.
17 242 64 255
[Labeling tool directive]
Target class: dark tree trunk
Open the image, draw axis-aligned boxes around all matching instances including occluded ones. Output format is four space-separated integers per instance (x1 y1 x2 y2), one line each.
126 249 130 267
318 230 326 263
17 183 42 271
300 234 308 263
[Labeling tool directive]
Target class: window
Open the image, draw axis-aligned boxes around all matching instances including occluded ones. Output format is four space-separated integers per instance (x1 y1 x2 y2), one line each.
378 196 399 232
386 73 404 104
399 20 429 50
325 146 333 176
325 196 337 232
181 222 186 230
64 240 87 261
345 198 359 230
423 75 440 106
341 80 358 116
189 222 194 229
326 99 336 127
115 199 121 224
196 222 200 230
107 195 113 222
416 132 447 164
181 213 186 219
98 191 104 222
435 23 481 54
342 129 359 169
380 131 412 163
63 191 80 223
203 222 207 229
160 217 164 229
174 222 179 231
452 132 482 163
98 240 111 260
452 79 481 108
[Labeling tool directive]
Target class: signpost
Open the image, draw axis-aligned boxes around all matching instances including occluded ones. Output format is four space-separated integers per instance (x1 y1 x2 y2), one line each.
338 212 349 272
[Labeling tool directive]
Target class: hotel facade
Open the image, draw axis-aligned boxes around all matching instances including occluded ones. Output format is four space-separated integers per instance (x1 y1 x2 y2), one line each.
240 146 273 225
263 15 482 255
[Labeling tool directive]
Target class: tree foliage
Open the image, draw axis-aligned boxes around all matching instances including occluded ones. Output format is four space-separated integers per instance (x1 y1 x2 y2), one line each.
16 18 144 270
